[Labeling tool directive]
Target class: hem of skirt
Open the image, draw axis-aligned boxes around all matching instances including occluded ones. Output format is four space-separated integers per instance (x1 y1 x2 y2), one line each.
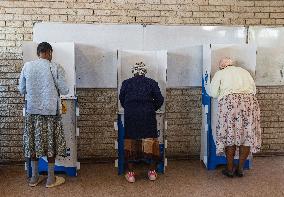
24 153 67 158
216 145 261 155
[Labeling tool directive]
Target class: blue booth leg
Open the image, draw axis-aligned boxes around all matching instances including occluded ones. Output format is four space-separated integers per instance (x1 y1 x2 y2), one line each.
38 158 77 177
157 144 165 173
117 114 125 176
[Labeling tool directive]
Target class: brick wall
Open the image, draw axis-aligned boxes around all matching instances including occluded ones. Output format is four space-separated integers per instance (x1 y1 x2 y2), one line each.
1 0 284 161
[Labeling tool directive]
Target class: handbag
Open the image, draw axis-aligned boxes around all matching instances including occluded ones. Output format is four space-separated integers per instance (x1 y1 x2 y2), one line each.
49 63 64 115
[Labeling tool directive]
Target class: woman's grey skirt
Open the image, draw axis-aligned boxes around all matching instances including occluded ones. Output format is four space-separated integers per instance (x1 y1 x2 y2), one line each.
23 113 66 158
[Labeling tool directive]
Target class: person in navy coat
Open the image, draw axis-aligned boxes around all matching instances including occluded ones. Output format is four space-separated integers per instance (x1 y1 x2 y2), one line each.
119 62 164 183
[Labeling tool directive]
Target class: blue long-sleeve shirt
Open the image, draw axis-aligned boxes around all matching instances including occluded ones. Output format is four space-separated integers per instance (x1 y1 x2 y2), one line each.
18 58 69 115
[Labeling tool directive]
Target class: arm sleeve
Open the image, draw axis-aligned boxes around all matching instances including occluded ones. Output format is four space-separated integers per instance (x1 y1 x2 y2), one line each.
152 81 164 111
119 81 126 108
56 64 69 95
209 72 221 98
18 64 26 95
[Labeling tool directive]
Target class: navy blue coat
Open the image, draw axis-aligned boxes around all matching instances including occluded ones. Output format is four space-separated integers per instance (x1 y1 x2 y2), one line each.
119 75 164 139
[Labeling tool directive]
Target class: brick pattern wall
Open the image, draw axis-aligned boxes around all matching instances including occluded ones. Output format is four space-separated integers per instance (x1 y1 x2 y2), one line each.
1 0 284 161
77 89 117 159
257 87 284 154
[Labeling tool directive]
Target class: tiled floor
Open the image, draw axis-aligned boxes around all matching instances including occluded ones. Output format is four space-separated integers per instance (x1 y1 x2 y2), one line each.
0 156 283 197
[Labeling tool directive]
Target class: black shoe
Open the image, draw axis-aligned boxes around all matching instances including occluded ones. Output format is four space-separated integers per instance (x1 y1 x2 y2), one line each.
235 169 244 177
222 169 234 178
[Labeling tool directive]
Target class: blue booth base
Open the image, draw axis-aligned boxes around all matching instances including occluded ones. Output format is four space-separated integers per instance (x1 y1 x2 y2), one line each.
26 158 77 177
207 156 251 170
39 158 77 176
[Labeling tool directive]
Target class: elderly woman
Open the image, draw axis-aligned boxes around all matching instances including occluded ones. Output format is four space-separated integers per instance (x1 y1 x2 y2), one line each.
18 42 69 187
210 58 261 177
119 62 164 183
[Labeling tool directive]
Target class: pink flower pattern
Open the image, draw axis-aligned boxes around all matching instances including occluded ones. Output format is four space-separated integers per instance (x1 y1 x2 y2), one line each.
216 93 261 155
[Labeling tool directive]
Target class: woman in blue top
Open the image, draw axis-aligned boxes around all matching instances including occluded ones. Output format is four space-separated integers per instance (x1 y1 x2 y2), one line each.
119 62 164 183
19 42 69 188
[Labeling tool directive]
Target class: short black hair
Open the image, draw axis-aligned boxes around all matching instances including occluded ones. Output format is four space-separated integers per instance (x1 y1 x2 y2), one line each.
37 42 53 56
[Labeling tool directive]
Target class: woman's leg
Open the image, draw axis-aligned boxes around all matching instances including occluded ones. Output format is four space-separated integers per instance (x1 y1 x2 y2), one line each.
124 139 137 183
225 145 236 172
149 161 157 171
126 162 134 172
45 156 65 187
238 145 250 176
30 154 39 183
46 157 56 185
124 139 138 173
222 145 236 177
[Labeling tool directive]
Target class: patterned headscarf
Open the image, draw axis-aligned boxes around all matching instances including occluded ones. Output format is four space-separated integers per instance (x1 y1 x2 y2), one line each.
219 58 233 69
132 62 147 76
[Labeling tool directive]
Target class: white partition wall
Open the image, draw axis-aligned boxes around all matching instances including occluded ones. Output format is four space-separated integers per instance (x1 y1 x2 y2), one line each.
144 26 246 48
201 44 256 169
248 27 284 47
166 46 203 87
249 27 284 86
33 23 247 88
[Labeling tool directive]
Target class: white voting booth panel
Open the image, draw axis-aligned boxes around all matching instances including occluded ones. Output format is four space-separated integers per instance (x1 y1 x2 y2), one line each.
249 27 284 86
255 47 284 86
22 42 78 176
33 23 143 88
209 44 256 77
116 50 167 174
33 23 246 88
166 46 203 88
202 44 256 169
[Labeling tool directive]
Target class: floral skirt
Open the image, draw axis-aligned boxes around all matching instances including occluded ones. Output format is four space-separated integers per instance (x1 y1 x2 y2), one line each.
216 93 261 155
124 138 161 163
23 113 66 158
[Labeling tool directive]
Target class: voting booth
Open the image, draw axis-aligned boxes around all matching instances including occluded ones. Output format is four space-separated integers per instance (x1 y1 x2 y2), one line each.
115 50 167 175
201 44 257 170
23 42 79 177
